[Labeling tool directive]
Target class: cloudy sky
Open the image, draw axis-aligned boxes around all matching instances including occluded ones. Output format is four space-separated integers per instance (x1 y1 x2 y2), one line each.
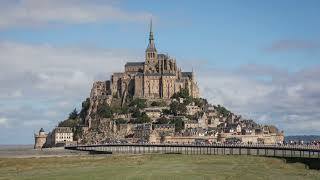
0 0 320 144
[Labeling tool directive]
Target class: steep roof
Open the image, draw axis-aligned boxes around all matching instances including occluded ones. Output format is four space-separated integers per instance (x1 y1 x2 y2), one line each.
145 72 161 76
157 54 168 60
182 72 192 77
54 127 73 133
162 72 176 76
125 62 144 67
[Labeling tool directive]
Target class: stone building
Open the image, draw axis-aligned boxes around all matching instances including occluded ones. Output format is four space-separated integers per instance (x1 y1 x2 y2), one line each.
134 123 152 141
186 105 201 116
153 124 175 135
86 21 200 126
34 128 48 149
184 120 199 129
143 107 168 120
52 127 74 145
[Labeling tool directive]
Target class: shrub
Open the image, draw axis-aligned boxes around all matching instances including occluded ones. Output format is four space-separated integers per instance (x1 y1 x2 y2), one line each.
129 98 147 109
170 101 187 116
155 117 170 124
170 118 184 132
68 108 78 119
58 118 80 128
97 104 113 118
79 98 90 123
151 100 167 107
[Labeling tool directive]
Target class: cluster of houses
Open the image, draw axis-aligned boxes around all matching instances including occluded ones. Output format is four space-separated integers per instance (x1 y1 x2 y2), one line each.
34 101 284 149
125 103 284 145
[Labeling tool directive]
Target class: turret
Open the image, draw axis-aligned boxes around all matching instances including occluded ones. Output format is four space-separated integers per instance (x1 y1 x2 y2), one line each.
34 128 48 149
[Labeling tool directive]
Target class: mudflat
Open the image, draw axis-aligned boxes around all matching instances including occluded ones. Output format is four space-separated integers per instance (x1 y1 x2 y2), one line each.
0 145 86 158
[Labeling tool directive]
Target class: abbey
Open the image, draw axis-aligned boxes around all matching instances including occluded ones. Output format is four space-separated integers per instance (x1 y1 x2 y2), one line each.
34 22 285 148
91 21 200 102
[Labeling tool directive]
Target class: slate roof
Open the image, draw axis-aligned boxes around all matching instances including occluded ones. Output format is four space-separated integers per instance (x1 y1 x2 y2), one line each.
145 72 161 76
182 72 192 77
162 73 176 76
157 54 168 60
125 62 144 67
136 72 144 76
54 127 73 133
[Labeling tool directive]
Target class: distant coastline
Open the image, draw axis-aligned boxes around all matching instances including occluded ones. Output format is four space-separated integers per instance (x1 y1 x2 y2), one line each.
0 144 33 150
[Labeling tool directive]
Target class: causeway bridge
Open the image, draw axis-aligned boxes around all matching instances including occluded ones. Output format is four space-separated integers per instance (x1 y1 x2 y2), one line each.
65 143 320 158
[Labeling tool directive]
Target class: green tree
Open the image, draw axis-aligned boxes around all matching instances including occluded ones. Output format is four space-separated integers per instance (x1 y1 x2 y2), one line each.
137 113 151 123
79 98 90 123
170 101 187 116
115 118 127 124
120 105 129 114
216 104 230 117
131 108 141 118
129 98 147 109
132 112 151 123
155 116 170 124
151 100 167 107
97 104 113 118
171 88 190 99
58 118 80 128
180 88 190 98
68 108 78 119
170 118 184 132
110 104 129 115
193 98 208 108
162 109 171 115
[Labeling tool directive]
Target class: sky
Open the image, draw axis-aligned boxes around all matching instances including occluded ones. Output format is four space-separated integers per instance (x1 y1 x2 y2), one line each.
0 0 320 144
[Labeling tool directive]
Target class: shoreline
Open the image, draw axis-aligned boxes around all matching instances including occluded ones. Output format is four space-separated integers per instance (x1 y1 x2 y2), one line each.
0 147 88 158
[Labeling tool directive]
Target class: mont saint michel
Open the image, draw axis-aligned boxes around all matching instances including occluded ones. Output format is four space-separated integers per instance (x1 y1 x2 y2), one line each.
1 1 320 180
34 22 284 148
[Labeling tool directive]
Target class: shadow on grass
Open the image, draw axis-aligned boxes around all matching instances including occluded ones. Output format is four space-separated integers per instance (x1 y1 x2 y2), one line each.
89 150 112 155
276 157 320 170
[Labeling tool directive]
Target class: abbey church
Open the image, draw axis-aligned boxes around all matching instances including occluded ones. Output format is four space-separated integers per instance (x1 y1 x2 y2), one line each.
90 21 200 104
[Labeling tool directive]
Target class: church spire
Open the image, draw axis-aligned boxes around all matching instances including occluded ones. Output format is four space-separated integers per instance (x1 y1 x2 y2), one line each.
149 19 154 42
146 19 156 52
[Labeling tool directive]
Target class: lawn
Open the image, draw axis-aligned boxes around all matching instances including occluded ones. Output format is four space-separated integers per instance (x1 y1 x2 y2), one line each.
0 154 319 180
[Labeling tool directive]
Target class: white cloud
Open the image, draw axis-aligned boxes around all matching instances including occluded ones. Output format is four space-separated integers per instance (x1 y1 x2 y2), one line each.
22 119 51 127
0 90 23 99
0 41 137 99
0 117 8 127
0 40 320 144
197 65 320 135
0 41 141 143
0 0 152 29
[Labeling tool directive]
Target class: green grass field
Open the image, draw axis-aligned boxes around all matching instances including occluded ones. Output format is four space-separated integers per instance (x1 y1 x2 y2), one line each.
0 155 319 180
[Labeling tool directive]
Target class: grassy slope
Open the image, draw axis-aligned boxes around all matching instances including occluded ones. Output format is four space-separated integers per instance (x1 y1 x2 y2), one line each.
0 155 319 180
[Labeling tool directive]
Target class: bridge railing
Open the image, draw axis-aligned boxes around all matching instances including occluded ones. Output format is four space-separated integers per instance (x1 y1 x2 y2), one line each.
65 143 320 151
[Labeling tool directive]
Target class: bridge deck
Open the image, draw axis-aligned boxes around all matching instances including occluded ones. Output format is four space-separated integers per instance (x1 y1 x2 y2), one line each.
65 144 320 158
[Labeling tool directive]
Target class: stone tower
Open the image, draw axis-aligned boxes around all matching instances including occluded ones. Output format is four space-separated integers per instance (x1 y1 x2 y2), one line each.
145 20 158 73
34 128 48 149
